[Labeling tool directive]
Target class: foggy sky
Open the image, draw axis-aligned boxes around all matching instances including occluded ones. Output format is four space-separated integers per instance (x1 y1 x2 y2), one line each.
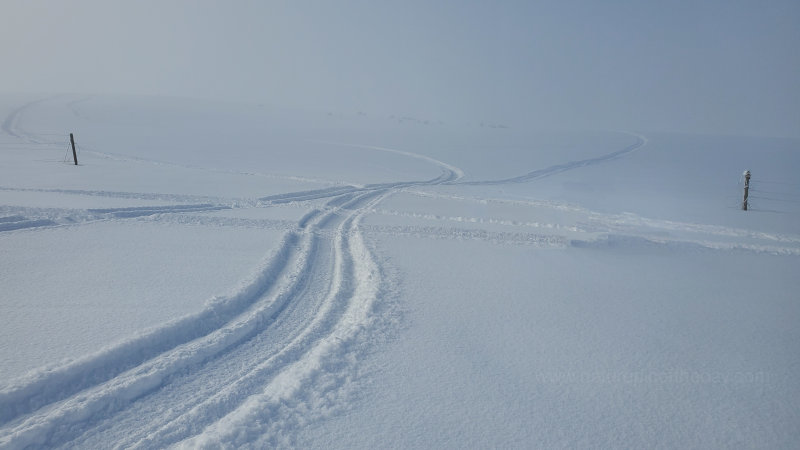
1 0 798 137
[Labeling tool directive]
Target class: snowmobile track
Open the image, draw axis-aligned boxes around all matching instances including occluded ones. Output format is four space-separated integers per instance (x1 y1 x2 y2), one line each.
0 114 461 447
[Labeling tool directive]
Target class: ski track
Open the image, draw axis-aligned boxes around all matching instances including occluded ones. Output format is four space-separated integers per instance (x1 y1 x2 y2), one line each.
0 101 31 138
379 191 800 255
0 186 242 206
458 132 647 185
87 204 232 219
4 97 796 447
1 96 66 144
0 216 57 232
364 224 570 248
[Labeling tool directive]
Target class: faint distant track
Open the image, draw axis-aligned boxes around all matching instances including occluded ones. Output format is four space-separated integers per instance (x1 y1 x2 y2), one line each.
1 96 61 140
1 101 31 138
365 223 569 247
87 203 231 218
258 142 462 207
0 101 32 138
65 95 93 120
261 186 362 204
314 141 465 181
458 133 647 185
0 185 244 206
259 160 461 207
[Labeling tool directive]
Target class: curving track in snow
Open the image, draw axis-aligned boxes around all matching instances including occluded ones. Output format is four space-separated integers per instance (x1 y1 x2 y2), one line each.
0 96 465 448
0 187 455 448
458 133 647 185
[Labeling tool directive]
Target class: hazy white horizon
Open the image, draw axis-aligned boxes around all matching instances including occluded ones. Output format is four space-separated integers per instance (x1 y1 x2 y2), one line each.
1 0 798 137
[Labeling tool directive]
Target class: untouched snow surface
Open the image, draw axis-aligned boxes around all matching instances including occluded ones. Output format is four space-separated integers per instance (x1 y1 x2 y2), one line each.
1 95 798 448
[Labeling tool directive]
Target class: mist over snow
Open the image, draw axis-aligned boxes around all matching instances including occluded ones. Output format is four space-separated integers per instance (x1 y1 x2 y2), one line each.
1 0 798 137
1 1 799 449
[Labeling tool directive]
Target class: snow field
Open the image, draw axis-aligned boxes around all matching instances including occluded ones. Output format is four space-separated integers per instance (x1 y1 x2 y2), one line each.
298 236 800 449
1 94 798 448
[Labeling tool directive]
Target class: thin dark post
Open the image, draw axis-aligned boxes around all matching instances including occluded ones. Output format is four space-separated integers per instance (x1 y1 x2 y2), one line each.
742 170 751 211
69 133 78 165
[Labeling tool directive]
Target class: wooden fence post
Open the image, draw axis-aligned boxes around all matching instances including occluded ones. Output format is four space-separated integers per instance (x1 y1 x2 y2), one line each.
70 133 78 165
742 170 751 211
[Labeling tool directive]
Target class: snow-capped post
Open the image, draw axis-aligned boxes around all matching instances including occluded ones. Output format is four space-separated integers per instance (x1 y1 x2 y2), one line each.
70 133 78 165
742 170 751 211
